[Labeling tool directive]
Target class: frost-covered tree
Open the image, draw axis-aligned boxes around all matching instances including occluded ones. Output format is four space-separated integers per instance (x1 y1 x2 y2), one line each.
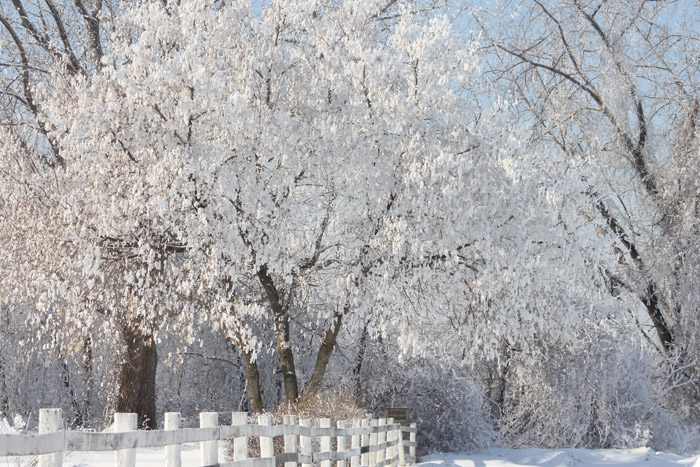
480 0 700 356
1 0 610 421
471 0 700 443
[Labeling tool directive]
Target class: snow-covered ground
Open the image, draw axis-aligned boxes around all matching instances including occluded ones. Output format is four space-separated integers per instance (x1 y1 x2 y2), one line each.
420 448 700 467
4 446 700 466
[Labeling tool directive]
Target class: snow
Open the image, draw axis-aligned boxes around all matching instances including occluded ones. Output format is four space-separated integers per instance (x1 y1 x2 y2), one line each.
2 443 227 467
419 448 700 467
7 447 700 467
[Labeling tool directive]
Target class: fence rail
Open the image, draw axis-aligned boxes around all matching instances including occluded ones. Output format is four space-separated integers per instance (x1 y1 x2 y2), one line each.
0 408 417 467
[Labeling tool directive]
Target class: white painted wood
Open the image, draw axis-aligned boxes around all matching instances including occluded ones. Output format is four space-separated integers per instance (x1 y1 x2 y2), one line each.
0 432 64 456
386 418 396 466
164 412 181 467
284 414 298 467
320 418 332 467
221 423 288 438
232 412 249 461
38 408 63 467
377 418 387 466
336 420 347 467
299 418 312 467
397 422 406 466
369 419 378 466
200 412 218 466
258 414 274 459
350 418 361 467
114 412 137 467
0 410 418 465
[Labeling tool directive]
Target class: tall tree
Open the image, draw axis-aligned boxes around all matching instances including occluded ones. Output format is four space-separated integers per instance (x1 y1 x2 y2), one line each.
2 0 577 414
476 0 700 359
0 0 164 427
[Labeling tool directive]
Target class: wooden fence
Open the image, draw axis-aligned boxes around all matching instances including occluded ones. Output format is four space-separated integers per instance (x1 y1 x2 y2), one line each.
0 408 418 467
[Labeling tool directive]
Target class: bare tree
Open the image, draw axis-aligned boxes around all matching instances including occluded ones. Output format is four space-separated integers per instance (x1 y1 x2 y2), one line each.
476 0 699 358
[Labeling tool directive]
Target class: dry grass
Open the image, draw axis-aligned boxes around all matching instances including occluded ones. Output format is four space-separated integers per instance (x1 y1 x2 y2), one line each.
225 391 370 461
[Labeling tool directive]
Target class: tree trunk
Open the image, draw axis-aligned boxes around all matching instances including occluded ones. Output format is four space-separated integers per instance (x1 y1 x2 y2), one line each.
81 335 94 425
352 324 368 396
300 310 345 401
116 324 158 429
243 350 264 413
257 265 299 404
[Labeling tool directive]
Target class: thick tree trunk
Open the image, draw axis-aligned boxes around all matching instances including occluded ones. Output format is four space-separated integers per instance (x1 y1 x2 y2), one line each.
243 351 264 413
116 324 157 429
274 313 299 403
257 265 299 404
301 310 345 401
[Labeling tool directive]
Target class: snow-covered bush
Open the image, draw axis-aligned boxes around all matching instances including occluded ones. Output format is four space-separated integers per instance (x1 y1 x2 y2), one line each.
358 343 495 455
494 329 670 450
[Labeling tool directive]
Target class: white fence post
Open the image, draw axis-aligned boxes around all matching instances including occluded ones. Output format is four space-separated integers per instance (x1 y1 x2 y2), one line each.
2 408 418 465
164 412 181 467
200 412 218 466
397 423 406 466
38 408 63 467
300 418 312 467
232 412 248 461
350 418 361 467
284 414 298 467
387 418 395 466
259 414 274 459
369 419 378 466
320 418 332 467
115 412 137 467
361 419 370 467
337 420 347 467
377 418 386 466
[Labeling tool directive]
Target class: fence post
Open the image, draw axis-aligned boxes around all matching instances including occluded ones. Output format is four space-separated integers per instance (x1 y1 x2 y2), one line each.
377 418 386 466
284 414 298 467
115 412 137 467
397 423 406 466
369 419 378 466
351 418 361 467
259 414 274 459
165 412 182 467
300 418 312 467
38 408 63 467
200 412 218 466
337 420 347 467
232 412 249 461
361 419 370 467
409 423 416 463
320 418 332 467
386 418 396 465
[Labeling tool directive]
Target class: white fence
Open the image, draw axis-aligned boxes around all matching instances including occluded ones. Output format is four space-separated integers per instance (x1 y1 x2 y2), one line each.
0 408 418 467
